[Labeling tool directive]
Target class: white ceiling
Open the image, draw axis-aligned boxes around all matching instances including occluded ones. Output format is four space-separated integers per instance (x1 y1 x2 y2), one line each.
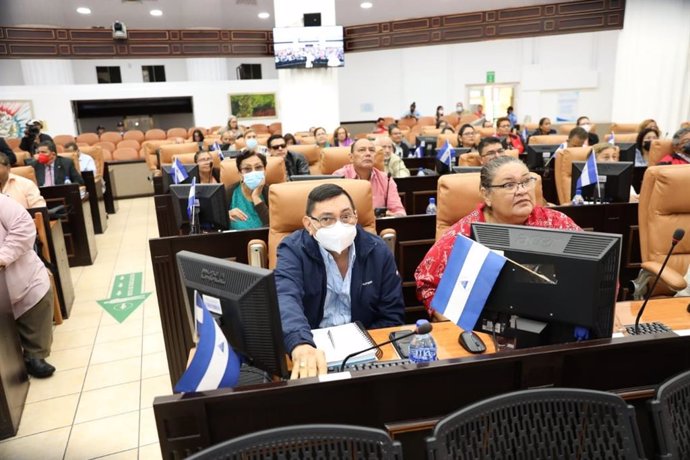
2 0 577 30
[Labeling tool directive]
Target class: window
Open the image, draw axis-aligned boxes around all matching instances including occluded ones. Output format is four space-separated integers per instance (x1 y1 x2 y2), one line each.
96 66 122 84
236 64 262 80
142 65 166 82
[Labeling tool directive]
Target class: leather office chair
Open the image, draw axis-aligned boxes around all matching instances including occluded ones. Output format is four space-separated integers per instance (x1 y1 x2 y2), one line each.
268 122 282 134
52 134 75 146
320 146 385 175
522 122 538 132
421 127 441 136
141 140 173 171
112 147 140 161
145 129 167 141
437 132 459 148
634 165 690 298
80 145 105 178
528 134 567 145
417 116 436 127
553 146 591 205
682 121 690 129
250 124 270 134
435 171 544 240
557 123 577 135
219 156 286 190
58 152 80 173
441 113 459 126
75 132 99 145
397 118 417 129
234 138 247 150
172 152 222 170
288 144 322 175
166 127 188 139
99 132 122 145
32 212 62 325
94 141 116 155
648 139 673 166
6 138 20 150
614 133 638 143
457 149 519 167
610 123 639 134
186 127 207 137
117 139 140 150
11 151 31 167
158 143 199 166
123 130 145 142
10 166 38 185
477 127 495 138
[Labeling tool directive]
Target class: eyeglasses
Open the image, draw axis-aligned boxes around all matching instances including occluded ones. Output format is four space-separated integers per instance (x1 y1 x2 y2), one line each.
461 131 475 136
480 148 506 158
486 177 537 192
270 144 286 150
498 124 511 130
308 212 357 228
240 165 265 174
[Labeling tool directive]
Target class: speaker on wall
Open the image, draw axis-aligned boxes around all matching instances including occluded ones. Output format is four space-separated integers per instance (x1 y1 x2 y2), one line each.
303 13 321 27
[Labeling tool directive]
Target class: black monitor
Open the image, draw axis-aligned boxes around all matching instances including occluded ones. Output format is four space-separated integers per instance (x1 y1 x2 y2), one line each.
617 143 637 163
161 164 199 194
290 175 344 181
471 223 621 347
176 251 288 379
526 144 560 171
415 136 438 156
169 183 229 231
221 150 242 158
571 161 633 203
452 166 481 174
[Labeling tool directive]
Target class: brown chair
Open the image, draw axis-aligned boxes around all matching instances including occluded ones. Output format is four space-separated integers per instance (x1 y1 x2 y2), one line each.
12 151 31 166
158 143 199 166
649 139 673 166
437 132 459 148
553 147 591 205
112 147 140 161
187 127 207 137
297 135 316 145
234 138 247 150
123 130 145 142
681 121 690 129
610 123 639 134
53 134 75 146
417 116 436 127
167 128 188 139
257 133 270 146
250 124 270 135
141 139 174 170
528 135 568 145
288 144 322 175
76 132 99 145
117 139 140 150
58 152 80 173
145 129 167 141
398 118 417 129
321 146 385 175
435 172 544 240
32 212 62 325
523 123 539 132
613 133 638 144
477 127 495 139
268 122 282 135
10 165 38 185
99 132 122 144
421 127 442 136
635 165 690 297
94 141 116 154
458 149 519 167
557 123 577 135
80 145 105 177
172 152 222 170
219 156 286 189
6 138 20 150
441 114 460 127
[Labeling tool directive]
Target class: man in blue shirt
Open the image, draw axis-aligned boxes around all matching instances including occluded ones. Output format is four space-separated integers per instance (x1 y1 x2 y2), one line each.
275 184 405 378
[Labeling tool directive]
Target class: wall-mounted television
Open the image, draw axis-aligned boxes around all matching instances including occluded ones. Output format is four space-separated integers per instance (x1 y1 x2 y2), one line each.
273 26 344 69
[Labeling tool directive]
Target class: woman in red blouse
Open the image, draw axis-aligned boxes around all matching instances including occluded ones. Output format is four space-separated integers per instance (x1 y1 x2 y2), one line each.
415 156 581 316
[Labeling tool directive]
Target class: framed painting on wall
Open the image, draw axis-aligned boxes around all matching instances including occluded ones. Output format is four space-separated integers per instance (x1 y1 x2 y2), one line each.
229 93 277 119
0 100 34 138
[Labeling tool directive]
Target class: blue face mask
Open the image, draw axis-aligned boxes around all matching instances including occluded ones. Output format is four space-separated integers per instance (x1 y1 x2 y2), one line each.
243 170 264 190
245 138 258 150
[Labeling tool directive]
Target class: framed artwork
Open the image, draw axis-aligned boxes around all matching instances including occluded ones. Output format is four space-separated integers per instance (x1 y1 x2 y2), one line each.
0 100 34 138
229 93 277 119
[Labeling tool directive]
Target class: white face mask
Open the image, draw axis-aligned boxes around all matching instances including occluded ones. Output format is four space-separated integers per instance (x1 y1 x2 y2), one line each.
313 221 357 254
580 123 592 133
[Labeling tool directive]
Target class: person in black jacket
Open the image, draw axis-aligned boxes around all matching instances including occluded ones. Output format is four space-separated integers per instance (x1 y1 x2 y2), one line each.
19 120 53 156
576 116 599 146
267 134 309 178
28 141 83 186
0 137 16 166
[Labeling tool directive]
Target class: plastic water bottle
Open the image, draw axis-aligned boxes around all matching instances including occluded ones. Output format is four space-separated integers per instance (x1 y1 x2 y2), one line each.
572 188 584 206
425 198 437 215
64 178 71 185
416 169 425 176
408 319 437 363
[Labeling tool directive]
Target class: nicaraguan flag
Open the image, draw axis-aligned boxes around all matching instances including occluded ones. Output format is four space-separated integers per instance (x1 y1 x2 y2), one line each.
431 234 506 330
576 150 599 189
174 291 240 393
521 126 528 143
607 132 615 145
170 157 189 184
187 176 196 219
217 149 224 161
210 141 222 152
412 144 424 158
436 140 454 167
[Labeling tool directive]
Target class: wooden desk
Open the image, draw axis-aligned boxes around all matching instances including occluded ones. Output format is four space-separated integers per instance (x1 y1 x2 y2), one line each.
0 272 29 440
102 162 119 214
81 171 108 234
153 298 690 460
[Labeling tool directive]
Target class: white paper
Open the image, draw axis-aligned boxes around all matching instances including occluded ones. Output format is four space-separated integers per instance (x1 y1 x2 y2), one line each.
674 329 690 337
202 294 222 315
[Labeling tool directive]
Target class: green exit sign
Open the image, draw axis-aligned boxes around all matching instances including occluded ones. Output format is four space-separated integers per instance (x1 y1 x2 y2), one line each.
486 71 495 84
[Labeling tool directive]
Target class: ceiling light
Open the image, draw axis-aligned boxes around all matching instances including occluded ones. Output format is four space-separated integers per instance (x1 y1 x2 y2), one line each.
258 12 270 19
76 7 91 15
150 9 163 17
360 2 373 8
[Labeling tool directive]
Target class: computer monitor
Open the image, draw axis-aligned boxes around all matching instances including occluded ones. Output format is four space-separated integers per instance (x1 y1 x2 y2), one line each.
525 144 560 171
221 150 242 158
415 136 438 156
571 161 633 203
290 175 344 181
176 251 288 379
471 223 621 347
616 143 637 163
161 164 199 194
452 166 482 174
169 183 229 231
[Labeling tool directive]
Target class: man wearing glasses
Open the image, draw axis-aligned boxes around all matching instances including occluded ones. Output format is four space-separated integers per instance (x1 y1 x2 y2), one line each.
266 134 310 178
477 136 510 165
275 184 405 378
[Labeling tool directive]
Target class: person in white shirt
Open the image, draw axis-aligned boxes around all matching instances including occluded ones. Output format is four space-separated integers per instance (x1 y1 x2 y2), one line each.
64 142 96 173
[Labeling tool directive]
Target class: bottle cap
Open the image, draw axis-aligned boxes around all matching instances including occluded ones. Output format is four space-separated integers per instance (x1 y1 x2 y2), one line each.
415 319 429 328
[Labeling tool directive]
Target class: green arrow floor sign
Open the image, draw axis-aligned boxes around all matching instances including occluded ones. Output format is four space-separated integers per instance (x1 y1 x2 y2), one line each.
97 272 151 323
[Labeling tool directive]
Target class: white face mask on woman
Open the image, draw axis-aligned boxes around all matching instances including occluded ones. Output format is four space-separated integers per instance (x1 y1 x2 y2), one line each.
313 221 356 254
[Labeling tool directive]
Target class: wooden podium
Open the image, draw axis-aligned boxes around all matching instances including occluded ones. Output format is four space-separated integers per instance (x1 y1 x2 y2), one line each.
0 271 29 440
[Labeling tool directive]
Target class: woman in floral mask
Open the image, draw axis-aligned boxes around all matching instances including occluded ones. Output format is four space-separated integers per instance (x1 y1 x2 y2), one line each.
228 150 268 230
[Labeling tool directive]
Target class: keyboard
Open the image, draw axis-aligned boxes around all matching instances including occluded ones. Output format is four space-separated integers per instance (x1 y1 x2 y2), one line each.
625 322 673 335
328 359 410 374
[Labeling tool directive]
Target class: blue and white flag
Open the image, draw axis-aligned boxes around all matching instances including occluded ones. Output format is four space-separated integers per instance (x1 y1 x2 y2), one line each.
210 141 222 152
521 126 529 143
607 132 615 145
436 140 454 167
431 235 506 331
217 149 225 161
412 144 424 158
170 157 189 184
576 151 599 189
174 291 240 393
187 176 196 219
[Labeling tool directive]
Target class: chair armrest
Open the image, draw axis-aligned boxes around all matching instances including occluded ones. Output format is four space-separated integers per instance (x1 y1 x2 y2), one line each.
640 261 688 291
379 228 396 253
247 239 267 268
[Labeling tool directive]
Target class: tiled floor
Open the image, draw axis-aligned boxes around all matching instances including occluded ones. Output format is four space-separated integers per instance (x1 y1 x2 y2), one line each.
0 198 168 459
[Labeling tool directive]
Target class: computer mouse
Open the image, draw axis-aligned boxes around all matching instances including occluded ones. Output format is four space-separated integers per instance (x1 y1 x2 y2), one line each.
459 331 486 354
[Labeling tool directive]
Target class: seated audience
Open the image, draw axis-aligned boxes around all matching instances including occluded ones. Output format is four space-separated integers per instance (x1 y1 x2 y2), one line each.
19 120 53 156
332 139 406 216
634 127 660 166
228 151 268 230
457 124 478 152
267 134 309 178
576 116 599 145
0 152 46 208
63 142 96 173
482 119 494 128
333 126 354 147
477 136 510 165
95 125 106 136
592 142 638 202
496 117 524 154
415 156 580 315
226 116 243 135
0 137 17 166
194 151 220 184
192 129 205 151
243 129 268 155
219 130 237 151
436 120 449 131
0 194 55 378
275 184 405 378
389 124 411 157
29 141 84 186
441 127 455 134
402 102 420 119
284 133 297 147
314 127 331 148
435 105 444 122
532 117 557 136
376 136 410 178
638 118 659 134
373 118 387 134
474 104 485 119
116 121 126 136
658 127 690 165
555 127 589 156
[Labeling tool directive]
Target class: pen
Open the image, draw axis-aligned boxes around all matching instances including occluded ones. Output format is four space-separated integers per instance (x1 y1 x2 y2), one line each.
327 329 336 349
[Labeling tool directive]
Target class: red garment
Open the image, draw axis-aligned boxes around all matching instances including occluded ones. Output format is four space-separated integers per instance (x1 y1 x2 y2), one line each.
657 154 690 165
414 203 581 315
506 133 525 154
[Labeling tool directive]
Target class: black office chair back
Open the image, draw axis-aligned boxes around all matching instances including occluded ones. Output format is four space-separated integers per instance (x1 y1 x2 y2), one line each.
650 369 690 459
426 388 645 460
186 424 403 460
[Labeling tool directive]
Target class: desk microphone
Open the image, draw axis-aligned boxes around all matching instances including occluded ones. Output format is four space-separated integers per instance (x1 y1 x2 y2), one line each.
383 172 392 211
339 321 432 372
634 228 685 334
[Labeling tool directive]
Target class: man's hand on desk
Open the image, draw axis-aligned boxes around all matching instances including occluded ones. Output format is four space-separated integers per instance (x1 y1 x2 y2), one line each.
290 344 327 379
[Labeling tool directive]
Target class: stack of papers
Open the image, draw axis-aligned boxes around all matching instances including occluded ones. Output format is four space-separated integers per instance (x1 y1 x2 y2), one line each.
312 322 378 367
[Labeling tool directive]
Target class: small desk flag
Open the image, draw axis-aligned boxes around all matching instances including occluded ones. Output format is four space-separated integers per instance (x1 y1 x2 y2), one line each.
186 177 196 219
576 151 599 189
170 157 189 185
436 140 454 168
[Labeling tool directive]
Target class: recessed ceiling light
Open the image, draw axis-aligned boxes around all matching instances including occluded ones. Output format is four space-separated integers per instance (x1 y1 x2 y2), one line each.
150 9 163 17
360 2 373 9
258 12 270 19
76 7 91 15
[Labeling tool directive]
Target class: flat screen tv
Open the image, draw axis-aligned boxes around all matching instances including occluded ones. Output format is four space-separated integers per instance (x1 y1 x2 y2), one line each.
273 26 344 69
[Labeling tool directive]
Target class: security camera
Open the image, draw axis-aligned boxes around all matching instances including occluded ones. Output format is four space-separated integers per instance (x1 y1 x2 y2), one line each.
112 21 128 40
